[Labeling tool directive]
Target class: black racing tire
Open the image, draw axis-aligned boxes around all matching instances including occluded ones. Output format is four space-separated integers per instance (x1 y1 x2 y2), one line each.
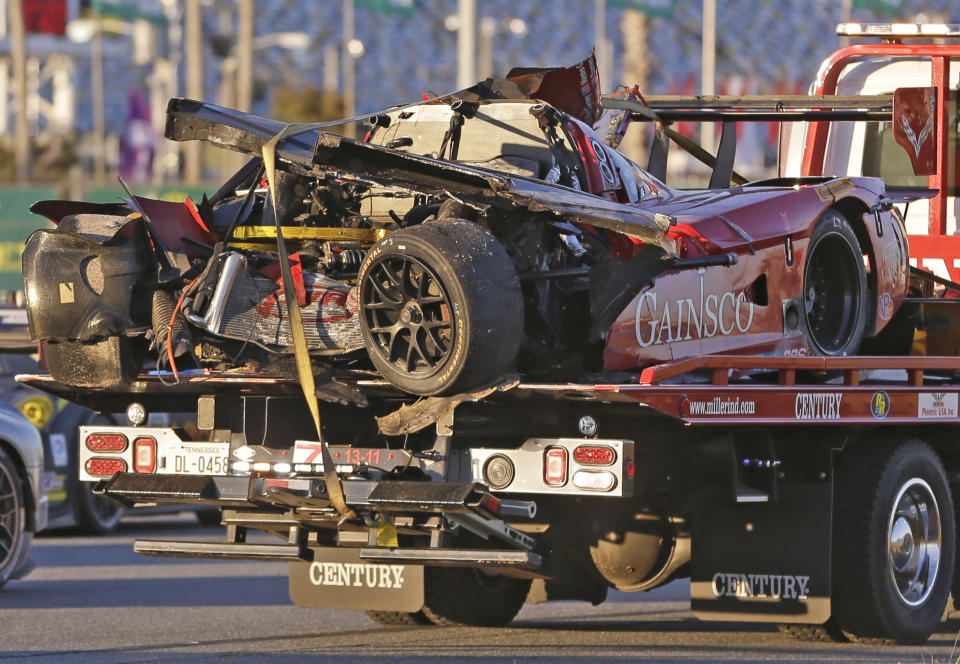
365 610 432 626
358 219 522 396
832 439 955 644
420 567 531 627
0 447 29 589
802 209 867 356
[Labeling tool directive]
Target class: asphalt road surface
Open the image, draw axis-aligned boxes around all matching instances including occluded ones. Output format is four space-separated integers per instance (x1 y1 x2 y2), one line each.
3 514 960 663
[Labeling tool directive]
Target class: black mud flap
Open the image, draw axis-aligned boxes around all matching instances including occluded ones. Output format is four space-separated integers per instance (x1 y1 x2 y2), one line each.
690 448 833 624
289 547 424 612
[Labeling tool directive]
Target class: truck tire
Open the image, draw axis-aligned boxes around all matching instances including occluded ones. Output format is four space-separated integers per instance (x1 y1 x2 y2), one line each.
0 447 29 589
365 610 432 626
832 439 954 644
802 209 867 356
777 619 846 642
358 220 523 396
420 567 531 627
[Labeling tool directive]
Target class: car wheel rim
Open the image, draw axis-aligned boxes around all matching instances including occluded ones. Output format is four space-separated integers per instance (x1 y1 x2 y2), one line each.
887 477 941 607
362 255 455 377
804 233 859 353
0 462 20 570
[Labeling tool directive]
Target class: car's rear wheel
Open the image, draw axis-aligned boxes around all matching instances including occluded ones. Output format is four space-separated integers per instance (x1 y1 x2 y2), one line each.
0 447 28 589
802 209 867 356
358 220 522 396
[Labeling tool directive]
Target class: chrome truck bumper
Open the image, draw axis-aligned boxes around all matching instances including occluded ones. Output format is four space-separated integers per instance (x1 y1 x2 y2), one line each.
98 472 541 572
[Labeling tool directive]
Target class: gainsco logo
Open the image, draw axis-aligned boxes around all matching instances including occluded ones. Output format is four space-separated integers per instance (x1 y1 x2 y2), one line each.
918 392 958 419
635 273 754 347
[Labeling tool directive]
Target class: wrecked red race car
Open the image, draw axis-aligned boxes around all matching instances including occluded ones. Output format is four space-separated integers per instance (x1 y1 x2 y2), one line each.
21 60 909 398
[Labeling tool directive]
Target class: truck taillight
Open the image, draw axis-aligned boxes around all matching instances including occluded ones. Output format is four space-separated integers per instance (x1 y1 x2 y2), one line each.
544 447 567 486
86 433 128 452
572 470 617 492
85 457 127 476
573 445 616 465
133 437 157 473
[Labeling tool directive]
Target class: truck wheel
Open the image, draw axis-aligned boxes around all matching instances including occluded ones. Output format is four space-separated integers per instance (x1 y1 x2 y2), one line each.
832 439 954 644
358 220 522 396
420 567 531 627
0 448 28 589
777 619 847 642
802 209 867 356
365 610 432 626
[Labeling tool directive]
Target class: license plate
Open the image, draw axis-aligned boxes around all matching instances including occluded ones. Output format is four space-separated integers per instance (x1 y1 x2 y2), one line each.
293 441 412 468
163 441 230 475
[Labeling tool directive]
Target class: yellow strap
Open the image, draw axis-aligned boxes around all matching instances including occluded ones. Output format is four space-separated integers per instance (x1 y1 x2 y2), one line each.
376 514 399 548
262 126 355 521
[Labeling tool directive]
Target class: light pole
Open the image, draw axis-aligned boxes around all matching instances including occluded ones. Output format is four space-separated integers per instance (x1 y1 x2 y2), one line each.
183 0 203 181
701 0 716 153
8 0 28 183
595 0 611 93
91 6 106 183
343 0 355 120
457 0 476 89
477 16 527 79
236 0 253 113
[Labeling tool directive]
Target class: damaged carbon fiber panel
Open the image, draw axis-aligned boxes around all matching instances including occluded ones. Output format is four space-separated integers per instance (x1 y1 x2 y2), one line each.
164 98 671 241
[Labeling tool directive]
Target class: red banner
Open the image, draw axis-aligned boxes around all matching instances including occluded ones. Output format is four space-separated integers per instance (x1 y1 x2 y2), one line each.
24 0 67 35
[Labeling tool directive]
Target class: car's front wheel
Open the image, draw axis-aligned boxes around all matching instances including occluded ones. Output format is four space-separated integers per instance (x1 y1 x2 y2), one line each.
0 447 29 589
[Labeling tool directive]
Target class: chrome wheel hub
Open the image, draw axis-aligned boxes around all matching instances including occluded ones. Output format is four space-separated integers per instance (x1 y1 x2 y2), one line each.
887 477 941 606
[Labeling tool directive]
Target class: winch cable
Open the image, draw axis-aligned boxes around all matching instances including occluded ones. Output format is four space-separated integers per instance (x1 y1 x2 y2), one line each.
262 126 356 521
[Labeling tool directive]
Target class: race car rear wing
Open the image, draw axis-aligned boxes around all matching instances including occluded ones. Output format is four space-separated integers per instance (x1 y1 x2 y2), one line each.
602 91 914 189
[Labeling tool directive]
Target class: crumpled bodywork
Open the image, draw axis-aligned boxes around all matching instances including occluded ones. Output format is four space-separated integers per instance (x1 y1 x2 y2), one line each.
19 61 911 394
164 98 672 242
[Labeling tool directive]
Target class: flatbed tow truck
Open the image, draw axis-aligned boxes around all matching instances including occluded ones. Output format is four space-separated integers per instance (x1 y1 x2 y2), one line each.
18 22 960 645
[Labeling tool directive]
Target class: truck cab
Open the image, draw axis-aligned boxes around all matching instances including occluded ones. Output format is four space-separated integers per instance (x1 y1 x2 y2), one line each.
781 22 960 281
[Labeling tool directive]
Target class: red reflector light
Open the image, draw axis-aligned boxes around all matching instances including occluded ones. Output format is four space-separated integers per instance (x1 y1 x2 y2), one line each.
85 433 128 452
544 447 568 486
133 437 157 473
573 445 616 465
85 457 128 476
625 460 636 478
